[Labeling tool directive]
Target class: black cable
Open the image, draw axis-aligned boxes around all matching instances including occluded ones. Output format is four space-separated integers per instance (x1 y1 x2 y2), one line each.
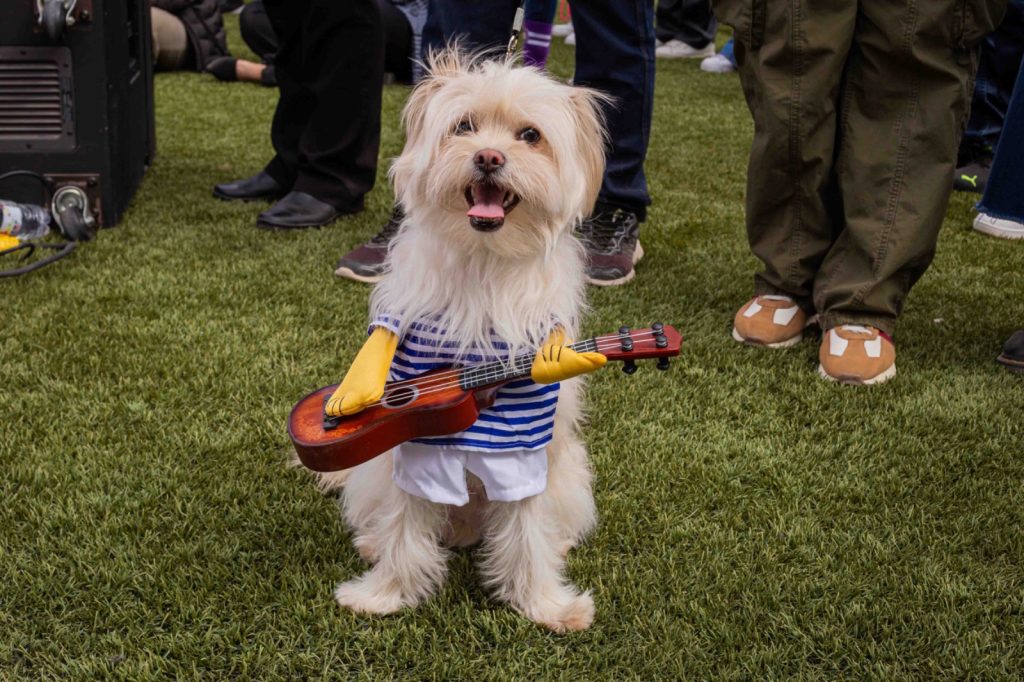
0 169 55 191
0 241 77 277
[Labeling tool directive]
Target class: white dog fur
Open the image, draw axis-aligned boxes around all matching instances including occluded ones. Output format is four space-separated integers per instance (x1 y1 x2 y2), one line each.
317 50 609 633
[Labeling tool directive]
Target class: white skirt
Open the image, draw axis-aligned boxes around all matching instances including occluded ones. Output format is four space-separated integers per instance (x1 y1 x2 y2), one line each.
392 441 548 506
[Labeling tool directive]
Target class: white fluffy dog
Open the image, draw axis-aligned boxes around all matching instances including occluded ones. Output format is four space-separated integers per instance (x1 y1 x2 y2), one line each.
320 50 608 633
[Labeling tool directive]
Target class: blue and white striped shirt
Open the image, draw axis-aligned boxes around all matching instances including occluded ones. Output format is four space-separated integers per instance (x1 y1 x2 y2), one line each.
370 315 559 452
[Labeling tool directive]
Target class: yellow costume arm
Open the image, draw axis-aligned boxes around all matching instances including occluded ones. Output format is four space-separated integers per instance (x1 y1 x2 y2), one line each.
325 327 399 417
530 328 607 385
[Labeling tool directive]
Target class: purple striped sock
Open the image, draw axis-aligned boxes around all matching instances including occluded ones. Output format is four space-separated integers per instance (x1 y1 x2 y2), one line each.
523 19 554 69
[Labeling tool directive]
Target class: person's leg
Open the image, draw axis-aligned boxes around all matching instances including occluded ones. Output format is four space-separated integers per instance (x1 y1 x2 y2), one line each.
572 0 655 221
378 0 413 83
954 0 1024 192
421 0 519 55
523 0 560 68
568 0 654 285
656 0 716 50
963 1 1024 151
239 0 279 62
151 7 190 71
712 0 856 314
813 0 1004 336
976 53 1024 238
261 0 308 190
266 0 385 214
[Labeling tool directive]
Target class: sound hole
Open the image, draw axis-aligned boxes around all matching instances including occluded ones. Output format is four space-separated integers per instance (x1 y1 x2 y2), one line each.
381 385 418 409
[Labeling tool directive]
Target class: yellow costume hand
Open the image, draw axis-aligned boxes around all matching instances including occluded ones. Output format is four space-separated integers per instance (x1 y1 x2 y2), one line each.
530 329 607 384
326 327 399 417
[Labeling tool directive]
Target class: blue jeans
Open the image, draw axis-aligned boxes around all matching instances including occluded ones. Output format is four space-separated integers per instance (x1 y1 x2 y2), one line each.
964 0 1024 150
422 0 655 220
977 58 1024 222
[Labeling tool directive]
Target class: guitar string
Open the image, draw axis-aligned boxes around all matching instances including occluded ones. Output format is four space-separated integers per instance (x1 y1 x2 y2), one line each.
356 330 662 394
324 331 663 410
346 329 665 395
328 332 671 414
350 337 668 410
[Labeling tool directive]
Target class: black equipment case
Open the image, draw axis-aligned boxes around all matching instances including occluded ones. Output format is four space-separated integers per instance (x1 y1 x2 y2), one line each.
0 0 155 227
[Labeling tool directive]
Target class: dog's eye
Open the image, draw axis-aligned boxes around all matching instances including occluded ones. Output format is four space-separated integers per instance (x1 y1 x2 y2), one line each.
454 119 474 136
518 127 541 144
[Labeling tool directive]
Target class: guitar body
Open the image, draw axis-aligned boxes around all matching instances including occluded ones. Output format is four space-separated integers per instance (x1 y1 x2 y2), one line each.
288 370 501 472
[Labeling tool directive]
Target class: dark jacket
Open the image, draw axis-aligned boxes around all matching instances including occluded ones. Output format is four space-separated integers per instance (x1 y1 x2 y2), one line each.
152 0 228 69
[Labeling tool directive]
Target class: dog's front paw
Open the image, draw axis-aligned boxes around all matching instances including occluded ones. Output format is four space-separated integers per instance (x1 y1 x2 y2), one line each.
522 591 595 634
334 571 407 615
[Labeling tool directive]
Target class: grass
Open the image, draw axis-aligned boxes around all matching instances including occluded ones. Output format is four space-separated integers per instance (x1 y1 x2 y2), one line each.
3 19 1024 680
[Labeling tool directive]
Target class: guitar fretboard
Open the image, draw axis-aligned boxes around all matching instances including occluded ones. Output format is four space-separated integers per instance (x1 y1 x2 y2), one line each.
459 337 599 390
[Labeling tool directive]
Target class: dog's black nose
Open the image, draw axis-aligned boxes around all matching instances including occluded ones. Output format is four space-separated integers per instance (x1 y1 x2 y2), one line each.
474 148 505 174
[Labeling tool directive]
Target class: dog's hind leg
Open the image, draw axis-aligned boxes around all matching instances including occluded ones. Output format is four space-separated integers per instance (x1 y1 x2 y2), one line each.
547 380 597 555
478 495 594 633
340 452 396 562
335 483 449 615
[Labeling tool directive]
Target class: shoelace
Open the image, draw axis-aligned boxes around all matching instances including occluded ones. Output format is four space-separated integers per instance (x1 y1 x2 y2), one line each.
369 207 403 246
585 210 634 254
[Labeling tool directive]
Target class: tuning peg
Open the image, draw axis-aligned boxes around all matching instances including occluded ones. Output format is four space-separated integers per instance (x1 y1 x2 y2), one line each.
657 357 670 371
655 334 668 349
622 359 638 374
652 322 664 334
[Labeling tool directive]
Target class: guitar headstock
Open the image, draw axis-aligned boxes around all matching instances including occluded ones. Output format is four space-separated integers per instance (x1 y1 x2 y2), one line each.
596 323 682 374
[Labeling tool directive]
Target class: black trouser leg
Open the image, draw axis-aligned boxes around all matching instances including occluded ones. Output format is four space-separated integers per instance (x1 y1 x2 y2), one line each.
239 0 278 62
378 0 412 83
655 0 716 49
262 0 384 211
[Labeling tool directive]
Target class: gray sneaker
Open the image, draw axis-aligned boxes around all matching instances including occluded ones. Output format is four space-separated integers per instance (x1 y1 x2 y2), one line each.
334 206 402 284
579 207 644 286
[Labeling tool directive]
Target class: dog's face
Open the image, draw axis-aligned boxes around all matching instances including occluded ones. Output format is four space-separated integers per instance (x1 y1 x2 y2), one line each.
391 52 608 259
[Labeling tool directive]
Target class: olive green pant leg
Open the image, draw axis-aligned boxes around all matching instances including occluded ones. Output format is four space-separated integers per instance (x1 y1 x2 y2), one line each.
813 0 1004 334
713 0 857 313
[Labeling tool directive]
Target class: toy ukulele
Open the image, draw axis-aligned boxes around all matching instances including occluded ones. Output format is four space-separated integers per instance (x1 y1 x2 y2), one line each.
289 324 682 472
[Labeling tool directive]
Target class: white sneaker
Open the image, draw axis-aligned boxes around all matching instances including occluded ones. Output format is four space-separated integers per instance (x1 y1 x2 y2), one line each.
973 212 1024 240
564 31 576 46
700 53 736 73
655 39 714 59
551 22 573 38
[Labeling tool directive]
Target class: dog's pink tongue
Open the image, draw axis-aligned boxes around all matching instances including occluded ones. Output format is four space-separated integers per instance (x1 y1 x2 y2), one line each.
467 184 505 220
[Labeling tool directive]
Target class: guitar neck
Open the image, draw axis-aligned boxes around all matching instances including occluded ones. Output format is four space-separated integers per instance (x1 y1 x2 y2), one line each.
458 338 599 390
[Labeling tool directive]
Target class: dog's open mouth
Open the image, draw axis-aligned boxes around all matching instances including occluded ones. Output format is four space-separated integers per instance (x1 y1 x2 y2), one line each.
465 181 519 232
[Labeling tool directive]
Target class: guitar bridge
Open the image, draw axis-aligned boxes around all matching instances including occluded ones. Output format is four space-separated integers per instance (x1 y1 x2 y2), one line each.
322 395 341 431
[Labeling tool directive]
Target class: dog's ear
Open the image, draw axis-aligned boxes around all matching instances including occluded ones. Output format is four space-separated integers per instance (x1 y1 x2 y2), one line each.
393 50 460 200
568 87 610 216
402 47 468 145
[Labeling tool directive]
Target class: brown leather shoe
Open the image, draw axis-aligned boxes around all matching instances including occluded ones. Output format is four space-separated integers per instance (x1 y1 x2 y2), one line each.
732 295 808 348
818 325 896 385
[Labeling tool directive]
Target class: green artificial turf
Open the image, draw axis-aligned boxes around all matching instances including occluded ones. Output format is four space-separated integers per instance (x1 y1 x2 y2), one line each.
3 18 1024 680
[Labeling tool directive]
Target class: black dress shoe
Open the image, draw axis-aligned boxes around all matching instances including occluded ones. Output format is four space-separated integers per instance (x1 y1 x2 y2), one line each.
213 171 285 202
256 191 347 230
997 329 1024 374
